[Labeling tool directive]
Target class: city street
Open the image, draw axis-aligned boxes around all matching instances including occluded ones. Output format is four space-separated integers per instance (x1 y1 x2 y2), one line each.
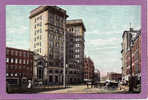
39 85 129 94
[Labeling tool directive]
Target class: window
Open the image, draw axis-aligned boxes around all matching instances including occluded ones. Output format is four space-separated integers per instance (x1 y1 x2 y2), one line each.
19 52 22 56
6 58 9 63
40 35 42 40
40 42 41 46
11 58 13 63
40 16 42 20
15 73 18 76
23 59 25 64
35 18 36 23
40 48 41 53
15 59 18 64
19 59 21 64
24 52 26 57
6 73 9 76
34 25 36 29
6 49 9 55
14 65 17 69
40 22 42 27
11 50 13 55
27 60 29 64
11 73 13 77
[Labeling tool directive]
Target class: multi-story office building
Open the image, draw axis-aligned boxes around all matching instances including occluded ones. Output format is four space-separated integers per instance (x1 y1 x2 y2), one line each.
84 57 94 82
121 28 141 82
6 47 33 86
29 6 68 85
66 19 86 83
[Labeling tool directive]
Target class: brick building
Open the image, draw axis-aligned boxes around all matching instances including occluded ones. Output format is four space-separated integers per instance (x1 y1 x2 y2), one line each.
121 28 141 82
84 57 95 82
6 47 33 85
107 72 122 82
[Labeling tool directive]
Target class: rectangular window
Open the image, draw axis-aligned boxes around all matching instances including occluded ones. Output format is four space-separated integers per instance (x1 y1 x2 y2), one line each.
40 48 41 53
15 59 18 64
6 58 9 63
11 58 13 63
19 52 22 56
6 49 9 55
24 52 26 57
19 59 21 64
23 59 25 64
11 50 13 55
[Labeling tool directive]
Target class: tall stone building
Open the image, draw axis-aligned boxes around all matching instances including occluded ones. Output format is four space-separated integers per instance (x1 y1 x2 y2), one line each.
29 6 68 85
66 19 86 83
121 28 141 82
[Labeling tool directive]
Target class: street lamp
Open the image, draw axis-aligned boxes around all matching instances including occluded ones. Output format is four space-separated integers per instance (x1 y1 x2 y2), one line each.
129 33 134 92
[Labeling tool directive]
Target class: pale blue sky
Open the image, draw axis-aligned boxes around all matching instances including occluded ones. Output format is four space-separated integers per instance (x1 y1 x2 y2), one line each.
6 5 141 76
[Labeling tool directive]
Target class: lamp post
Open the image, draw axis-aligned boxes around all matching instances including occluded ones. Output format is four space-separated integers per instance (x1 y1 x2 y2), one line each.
19 73 22 87
129 33 134 92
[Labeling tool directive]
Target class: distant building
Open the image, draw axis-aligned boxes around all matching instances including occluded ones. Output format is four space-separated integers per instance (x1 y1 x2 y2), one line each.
107 72 122 82
66 19 86 83
6 47 33 85
94 69 100 82
84 57 95 82
121 28 141 82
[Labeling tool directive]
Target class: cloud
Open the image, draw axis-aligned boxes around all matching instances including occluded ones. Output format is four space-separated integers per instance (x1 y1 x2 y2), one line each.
86 37 121 48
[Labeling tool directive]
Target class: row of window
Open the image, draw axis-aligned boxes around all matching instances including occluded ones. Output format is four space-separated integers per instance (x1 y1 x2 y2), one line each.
34 15 42 23
6 58 32 65
67 27 80 33
48 41 61 48
6 50 31 57
34 28 42 35
75 44 80 47
34 22 42 29
49 14 64 28
49 34 63 41
49 26 64 34
6 64 32 71
48 70 80 74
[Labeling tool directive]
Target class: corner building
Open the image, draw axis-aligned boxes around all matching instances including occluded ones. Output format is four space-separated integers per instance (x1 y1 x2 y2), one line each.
29 6 68 85
121 28 141 82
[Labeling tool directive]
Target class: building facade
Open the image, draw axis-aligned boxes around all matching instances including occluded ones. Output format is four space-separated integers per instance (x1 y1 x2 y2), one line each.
107 72 122 82
66 19 86 83
6 47 33 86
121 28 141 82
84 57 95 82
29 6 68 85
94 69 100 82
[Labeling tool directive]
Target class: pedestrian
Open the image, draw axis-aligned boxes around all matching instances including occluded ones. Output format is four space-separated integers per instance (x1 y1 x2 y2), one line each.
27 80 32 89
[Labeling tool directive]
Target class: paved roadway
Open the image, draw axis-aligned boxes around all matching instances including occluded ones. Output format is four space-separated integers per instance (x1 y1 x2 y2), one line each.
39 85 128 93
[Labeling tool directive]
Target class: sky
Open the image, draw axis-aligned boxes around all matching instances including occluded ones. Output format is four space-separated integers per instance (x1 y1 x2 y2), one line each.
6 5 141 77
